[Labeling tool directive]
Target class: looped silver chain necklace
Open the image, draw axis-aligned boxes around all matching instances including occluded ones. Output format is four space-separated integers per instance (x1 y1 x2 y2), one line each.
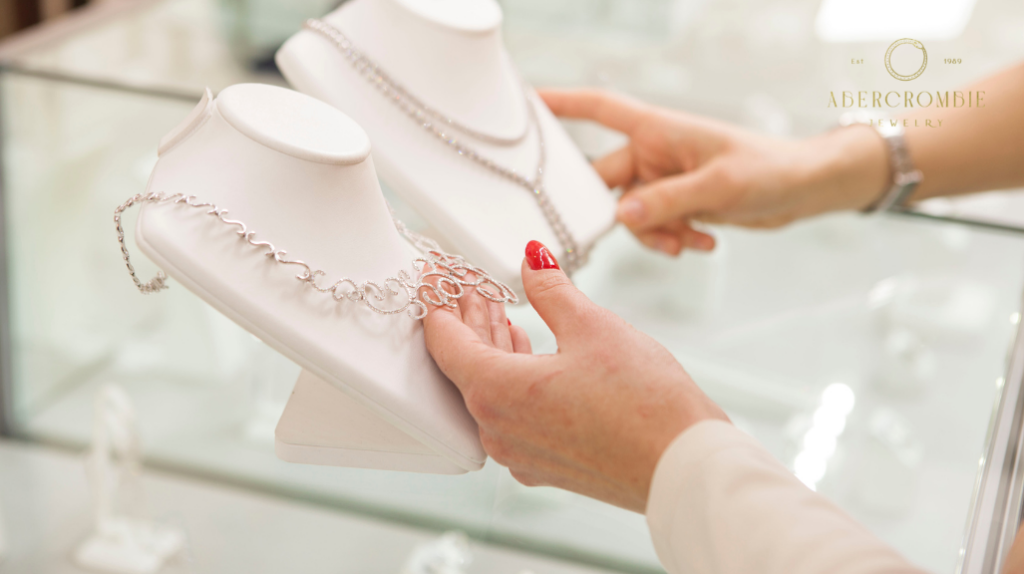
304 18 586 275
114 192 518 320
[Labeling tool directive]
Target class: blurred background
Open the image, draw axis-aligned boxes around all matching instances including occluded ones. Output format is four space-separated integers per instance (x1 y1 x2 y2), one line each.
0 0 91 38
2 0 1024 573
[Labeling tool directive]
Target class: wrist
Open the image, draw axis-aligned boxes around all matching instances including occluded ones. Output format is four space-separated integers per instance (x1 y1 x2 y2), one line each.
796 124 890 213
635 390 731 511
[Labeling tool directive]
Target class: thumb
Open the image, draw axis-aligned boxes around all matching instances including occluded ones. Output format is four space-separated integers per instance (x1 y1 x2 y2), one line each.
521 240 602 345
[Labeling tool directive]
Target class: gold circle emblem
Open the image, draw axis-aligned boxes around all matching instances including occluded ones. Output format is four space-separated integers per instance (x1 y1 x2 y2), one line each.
885 38 928 81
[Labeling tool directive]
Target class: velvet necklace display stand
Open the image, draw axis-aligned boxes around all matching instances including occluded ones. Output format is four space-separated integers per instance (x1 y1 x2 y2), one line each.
136 83 485 474
276 0 617 289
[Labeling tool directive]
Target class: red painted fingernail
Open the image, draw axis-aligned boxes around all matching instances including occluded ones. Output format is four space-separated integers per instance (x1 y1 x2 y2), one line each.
507 318 512 326
525 240 560 271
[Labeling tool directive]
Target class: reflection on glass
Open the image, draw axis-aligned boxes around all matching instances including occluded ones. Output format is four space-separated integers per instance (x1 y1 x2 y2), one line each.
793 383 855 490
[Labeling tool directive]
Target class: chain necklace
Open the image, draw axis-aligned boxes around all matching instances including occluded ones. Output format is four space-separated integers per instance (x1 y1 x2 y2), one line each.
114 192 517 319
304 18 585 274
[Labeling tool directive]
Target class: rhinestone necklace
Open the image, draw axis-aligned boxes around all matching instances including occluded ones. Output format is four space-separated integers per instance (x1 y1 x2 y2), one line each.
114 192 517 319
304 18 585 274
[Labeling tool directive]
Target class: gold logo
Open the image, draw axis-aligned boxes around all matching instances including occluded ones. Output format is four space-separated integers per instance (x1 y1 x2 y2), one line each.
885 39 927 81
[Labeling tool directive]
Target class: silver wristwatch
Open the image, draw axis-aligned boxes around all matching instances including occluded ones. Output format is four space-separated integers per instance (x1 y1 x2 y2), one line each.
863 122 923 213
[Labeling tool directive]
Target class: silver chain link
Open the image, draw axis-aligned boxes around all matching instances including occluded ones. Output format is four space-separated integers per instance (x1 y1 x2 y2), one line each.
304 18 586 274
114 193 169 294
113 192 517 319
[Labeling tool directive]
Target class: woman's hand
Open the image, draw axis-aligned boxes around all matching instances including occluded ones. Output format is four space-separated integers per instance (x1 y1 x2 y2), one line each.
422 241 728 512
1006 526 1024 574
540 89 890 255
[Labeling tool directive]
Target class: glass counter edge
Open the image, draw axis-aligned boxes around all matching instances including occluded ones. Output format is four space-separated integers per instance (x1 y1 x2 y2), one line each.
958 281 1024 574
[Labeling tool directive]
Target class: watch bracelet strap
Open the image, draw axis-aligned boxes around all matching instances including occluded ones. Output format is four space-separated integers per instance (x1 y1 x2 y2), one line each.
864 130 923 213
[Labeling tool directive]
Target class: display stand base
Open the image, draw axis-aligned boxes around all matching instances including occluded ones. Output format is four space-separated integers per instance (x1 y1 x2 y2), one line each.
274 370 469 475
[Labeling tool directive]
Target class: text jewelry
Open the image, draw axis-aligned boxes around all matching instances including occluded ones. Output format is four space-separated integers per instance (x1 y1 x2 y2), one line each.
113 192 518 320
303 18 586 275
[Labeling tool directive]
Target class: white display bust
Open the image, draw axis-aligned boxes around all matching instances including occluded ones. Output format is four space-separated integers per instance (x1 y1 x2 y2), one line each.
276 0 617 288
136 83 485 474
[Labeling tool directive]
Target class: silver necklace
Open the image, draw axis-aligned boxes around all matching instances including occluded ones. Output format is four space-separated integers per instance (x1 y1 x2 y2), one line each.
304 18 585 274
114 192 517 320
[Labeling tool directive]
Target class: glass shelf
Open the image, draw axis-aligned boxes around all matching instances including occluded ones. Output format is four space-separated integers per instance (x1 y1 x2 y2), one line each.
3 0 1024 572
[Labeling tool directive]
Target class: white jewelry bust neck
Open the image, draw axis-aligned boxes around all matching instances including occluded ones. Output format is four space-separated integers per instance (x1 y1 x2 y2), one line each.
277 0 616 287
325 0 526 141
137 83 485 473
151 83 408 280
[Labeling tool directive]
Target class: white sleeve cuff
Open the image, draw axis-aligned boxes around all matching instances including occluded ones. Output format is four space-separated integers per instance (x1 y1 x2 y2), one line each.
645 420 924 574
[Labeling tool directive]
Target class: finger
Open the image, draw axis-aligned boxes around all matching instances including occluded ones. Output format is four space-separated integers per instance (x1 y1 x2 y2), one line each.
592 146 635 190
510 325 533 354
423 305 511 394
538 88 649 134
635 230 683 256
658 217 716 248
420 270 463 322
480 424 567 468
488 300 514 353
679 226 717 251
458 273 494 346
522 241 603 345
616 167 725 232
509 468 548 488
641 220 717 253
423 294 541 395
630 211 691 255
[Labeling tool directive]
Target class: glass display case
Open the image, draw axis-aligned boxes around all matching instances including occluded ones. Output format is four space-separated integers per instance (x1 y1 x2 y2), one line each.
2 0 1024 572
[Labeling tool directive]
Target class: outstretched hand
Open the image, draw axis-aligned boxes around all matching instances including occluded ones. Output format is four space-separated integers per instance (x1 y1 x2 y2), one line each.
539 89 889 256
422 241 728 512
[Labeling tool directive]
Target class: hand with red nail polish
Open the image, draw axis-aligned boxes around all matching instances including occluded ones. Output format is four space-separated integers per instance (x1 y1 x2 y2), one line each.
422 241 728 513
